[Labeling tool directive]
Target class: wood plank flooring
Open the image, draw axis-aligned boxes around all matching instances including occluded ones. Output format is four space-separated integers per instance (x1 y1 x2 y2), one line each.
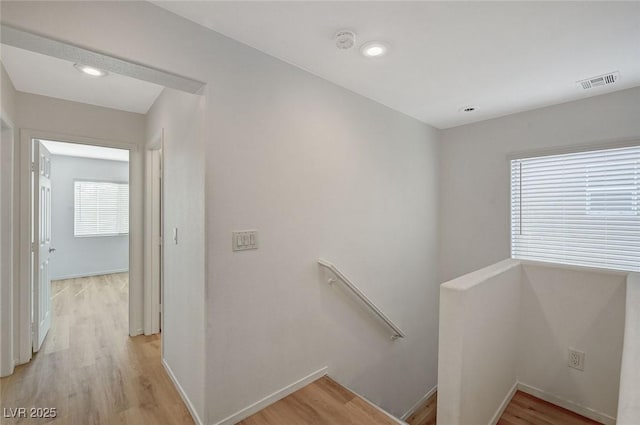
498 391 602 425
405 390 601 425
405 392 436 425
0 273 195 425
237 376 401 425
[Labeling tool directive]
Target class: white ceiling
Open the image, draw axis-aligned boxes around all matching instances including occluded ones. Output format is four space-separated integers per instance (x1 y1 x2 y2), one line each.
0 44 164 114
40 140 129 162
155 1 640 129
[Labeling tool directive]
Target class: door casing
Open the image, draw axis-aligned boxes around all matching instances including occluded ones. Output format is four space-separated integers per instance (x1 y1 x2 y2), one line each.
144 129 163 336
16 129 143 365
0 116 16 377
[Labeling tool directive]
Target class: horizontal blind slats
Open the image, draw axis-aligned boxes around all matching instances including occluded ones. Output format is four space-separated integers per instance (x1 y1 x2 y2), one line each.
511 145 640 272
74 181 129 237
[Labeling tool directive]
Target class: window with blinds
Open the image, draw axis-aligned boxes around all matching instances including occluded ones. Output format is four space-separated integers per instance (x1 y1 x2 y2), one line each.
74 181 129 237
511 145 640 272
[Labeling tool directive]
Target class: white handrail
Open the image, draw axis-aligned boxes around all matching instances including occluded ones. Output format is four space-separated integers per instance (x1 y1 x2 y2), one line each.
318 258 406 340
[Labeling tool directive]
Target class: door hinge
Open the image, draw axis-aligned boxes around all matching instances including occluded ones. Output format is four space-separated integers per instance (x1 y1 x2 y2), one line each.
30 163 36 172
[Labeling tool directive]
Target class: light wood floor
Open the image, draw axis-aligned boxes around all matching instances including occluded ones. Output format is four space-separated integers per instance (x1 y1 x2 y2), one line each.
498 391 602 425
405 390 601 425
405 392 436 425
238 376 400 425
0 273 194 425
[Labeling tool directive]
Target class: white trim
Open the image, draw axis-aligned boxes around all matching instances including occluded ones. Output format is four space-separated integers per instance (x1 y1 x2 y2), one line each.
489 381 518 425
17 131 31 364
401 385 437 421
24 128 138 152
143 129 163 336
162 359 204 425
212 367 328 425
517 382 616 425
507 137 640 160
0 116 15 377
51 269 129 281
338 381 406 425
16 129 144 369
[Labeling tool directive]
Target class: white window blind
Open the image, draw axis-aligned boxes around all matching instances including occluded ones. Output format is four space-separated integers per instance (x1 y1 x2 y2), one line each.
511 145 640 272
74 181 129 237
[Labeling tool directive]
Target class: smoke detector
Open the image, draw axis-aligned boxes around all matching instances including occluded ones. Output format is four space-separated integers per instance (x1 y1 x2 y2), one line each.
577 71 620 90
335 30 356 50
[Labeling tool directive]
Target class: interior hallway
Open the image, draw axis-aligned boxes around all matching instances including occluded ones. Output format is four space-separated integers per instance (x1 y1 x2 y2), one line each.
0 273 194 424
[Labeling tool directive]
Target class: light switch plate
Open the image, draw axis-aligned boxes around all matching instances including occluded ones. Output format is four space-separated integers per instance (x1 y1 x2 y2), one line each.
232 230 258 251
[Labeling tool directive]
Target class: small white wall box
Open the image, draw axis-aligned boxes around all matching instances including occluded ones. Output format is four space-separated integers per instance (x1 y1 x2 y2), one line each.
568 348 585 371
232 230 258 251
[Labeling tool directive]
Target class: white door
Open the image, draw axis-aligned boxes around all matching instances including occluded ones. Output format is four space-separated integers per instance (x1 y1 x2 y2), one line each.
33 141 53 352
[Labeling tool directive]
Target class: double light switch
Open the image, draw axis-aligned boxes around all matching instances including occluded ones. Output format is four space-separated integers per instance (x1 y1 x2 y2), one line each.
232 230 258 251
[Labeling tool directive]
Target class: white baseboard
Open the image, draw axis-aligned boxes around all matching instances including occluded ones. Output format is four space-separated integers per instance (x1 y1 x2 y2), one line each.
401 385 438 420
517 382 616 425
162 359 204 425
51 268 129 281
489 381 518 425
338 381 407 425
212 367 328 425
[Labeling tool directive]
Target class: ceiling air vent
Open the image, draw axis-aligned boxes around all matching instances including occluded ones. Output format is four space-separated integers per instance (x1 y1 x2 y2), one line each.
577 71 620 90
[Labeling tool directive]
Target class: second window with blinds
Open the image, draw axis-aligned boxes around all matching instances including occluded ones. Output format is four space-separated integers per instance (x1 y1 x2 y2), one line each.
74 180 129 237
510 145 640 272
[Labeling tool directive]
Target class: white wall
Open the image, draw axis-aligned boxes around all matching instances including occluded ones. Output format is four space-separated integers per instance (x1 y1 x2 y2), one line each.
439 87 640 282
618 273 640 425
0 62 17 376
518 263 626 422
0 2 442 423
437 259 521 425
146 88 206 423
438 260 627 425
16 92 145 145
49 155 129 280
205 45 440 422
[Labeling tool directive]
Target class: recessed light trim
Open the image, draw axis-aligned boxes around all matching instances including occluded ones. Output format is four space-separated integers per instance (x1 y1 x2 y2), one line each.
361 42 388 58
459 106 477 112
74 63 108 77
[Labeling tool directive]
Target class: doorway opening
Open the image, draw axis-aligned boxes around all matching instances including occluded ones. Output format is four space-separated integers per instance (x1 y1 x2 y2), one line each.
30 138 131 354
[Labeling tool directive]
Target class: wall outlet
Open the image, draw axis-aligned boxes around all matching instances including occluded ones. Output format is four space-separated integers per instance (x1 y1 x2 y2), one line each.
568 348 585 371
232 230 258 251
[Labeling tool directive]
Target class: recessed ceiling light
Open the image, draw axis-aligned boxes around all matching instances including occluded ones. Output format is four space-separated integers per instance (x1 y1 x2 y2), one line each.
459 106 477 112
74 63 108 77
361 42 388 58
